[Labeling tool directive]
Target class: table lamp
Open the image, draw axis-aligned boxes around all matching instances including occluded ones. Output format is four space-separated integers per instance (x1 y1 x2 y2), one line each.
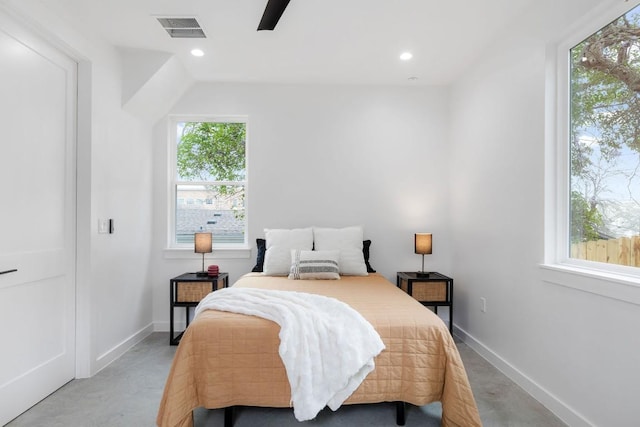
414 233 432 277
194 232 212 276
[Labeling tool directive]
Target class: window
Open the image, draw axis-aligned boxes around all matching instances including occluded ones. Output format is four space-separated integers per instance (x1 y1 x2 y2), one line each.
169 118 247 248
567 4 640 270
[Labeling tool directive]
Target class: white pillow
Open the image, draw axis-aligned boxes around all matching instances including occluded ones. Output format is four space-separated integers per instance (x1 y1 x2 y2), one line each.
289 249 340 280
265 227 313 250
263 228 314 275
263 246 293 276
313 226 368 276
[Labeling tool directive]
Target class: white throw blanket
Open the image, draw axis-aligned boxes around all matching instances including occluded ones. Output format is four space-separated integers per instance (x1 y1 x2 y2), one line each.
194 287 385 421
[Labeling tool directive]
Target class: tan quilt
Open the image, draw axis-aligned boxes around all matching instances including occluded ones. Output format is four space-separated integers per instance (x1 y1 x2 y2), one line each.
157 273 481 427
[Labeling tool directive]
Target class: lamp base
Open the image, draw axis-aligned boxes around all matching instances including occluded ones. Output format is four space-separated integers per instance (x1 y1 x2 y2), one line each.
195 271 209 277
416 271 430 278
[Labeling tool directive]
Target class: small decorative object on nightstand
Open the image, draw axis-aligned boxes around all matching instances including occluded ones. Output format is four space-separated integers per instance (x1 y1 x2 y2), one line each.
397 271 453 334
207 264 219 276
169 272 229 345
194 232 212 277
414 233 432 277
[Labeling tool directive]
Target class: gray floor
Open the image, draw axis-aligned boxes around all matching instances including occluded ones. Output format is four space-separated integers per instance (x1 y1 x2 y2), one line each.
7 333 566 427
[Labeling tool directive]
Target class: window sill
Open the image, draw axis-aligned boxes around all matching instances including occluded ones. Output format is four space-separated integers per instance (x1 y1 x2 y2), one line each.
539 263 640 306
163 247 251 260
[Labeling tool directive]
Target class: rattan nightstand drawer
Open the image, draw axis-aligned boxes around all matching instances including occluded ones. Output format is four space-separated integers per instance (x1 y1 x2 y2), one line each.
175 281 214 302
399 279 446 302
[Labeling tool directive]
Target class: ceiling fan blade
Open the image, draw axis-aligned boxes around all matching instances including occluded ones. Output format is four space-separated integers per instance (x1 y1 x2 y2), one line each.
257 0 291 31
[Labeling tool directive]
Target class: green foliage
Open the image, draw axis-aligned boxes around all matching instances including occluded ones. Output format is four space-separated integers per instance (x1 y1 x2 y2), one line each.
177 122 246 220
177 122 246 182
569 8 640 241
570 191 604 243
570 14 640 179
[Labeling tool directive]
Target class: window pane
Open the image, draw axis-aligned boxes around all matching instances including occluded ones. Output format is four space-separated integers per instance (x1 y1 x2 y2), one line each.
569 5 640 267
172 119 247 247
176 122 246 182
175 184 245 245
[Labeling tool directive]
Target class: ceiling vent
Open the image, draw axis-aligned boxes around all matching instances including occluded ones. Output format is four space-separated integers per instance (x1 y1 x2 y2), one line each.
157 17 206 38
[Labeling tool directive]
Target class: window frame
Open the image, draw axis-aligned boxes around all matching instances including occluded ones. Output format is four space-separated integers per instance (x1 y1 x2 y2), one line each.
166 115 250 253
543 0 640 302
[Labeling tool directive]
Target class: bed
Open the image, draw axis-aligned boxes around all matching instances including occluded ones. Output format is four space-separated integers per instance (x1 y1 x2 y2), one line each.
157 272 481 427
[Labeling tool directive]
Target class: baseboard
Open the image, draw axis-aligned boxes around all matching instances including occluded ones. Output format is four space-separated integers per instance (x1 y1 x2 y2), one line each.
92 323 154 376
453 324 593 427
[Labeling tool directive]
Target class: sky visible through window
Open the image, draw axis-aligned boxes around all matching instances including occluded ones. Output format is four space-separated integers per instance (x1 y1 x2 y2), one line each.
570 4 640 241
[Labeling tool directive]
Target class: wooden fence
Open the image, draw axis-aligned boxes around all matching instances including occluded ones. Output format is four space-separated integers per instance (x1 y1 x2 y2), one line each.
571 235 640 267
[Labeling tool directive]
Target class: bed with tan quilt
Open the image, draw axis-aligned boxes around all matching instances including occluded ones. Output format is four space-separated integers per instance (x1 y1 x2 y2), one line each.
157 273 481 427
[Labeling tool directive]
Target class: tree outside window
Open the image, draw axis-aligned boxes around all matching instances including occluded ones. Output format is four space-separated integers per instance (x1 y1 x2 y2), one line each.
569 4 640 267
173 120 246 246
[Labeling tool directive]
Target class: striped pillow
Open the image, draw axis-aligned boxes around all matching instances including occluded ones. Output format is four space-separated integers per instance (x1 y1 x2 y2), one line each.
288 250 340 280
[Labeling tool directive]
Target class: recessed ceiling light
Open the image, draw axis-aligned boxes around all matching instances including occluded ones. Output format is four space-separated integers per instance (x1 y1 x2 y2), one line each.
400 52 413 61
191 48 204 57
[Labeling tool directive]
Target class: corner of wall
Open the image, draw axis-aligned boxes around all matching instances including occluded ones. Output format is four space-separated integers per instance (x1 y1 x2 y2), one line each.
119 47 172 103
454 325 593 427
121 53 195 124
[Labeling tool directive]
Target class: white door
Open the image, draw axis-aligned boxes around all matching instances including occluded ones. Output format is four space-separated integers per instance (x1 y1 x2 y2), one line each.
0 11 77 425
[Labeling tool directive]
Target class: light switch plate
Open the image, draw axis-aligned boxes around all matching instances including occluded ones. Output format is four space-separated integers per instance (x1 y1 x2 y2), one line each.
98 219 110 234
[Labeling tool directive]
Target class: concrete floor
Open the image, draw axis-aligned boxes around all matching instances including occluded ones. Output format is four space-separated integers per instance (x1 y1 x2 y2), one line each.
7 333 566 426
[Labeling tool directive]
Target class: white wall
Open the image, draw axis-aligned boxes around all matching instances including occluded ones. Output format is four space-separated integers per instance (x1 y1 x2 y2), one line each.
151 83 452 329
89 56 155 371
4 0 155 376
449 1 640 426
9 0 639 424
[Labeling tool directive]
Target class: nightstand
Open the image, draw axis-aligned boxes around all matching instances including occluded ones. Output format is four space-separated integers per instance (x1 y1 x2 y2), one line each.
397 272 453 334
169 272 229 345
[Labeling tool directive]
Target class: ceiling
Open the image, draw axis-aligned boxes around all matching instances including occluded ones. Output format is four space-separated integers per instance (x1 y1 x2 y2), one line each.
45 0 536 86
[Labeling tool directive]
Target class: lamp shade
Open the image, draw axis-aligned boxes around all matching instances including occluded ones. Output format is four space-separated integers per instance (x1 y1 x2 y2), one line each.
414 233 432 255
194 232 213 254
